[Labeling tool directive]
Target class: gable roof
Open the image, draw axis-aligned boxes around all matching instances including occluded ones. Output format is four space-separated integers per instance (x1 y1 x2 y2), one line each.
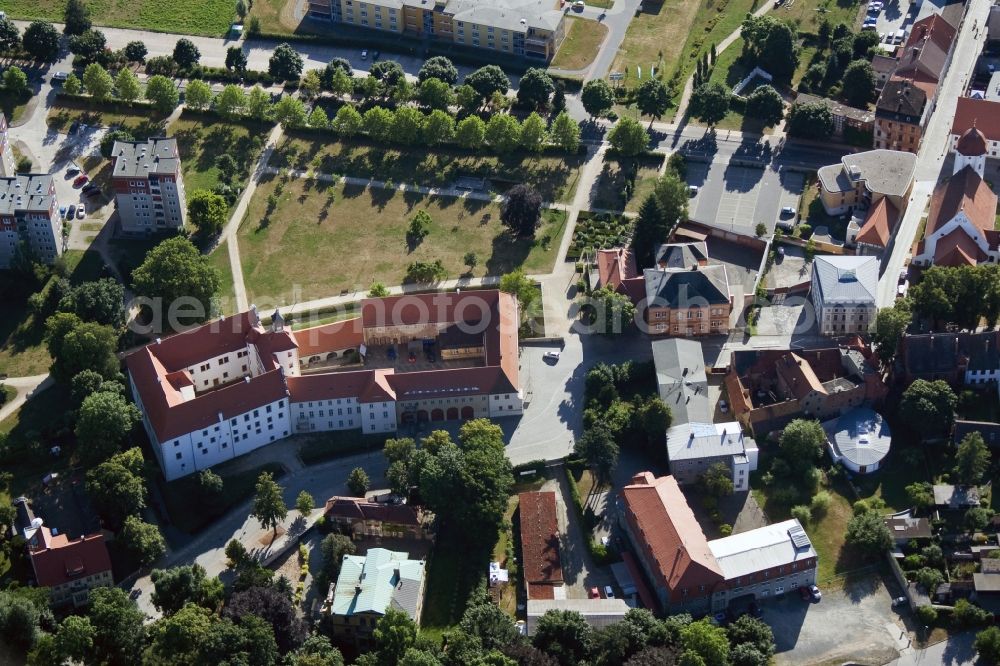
894 37 948 83
906 13 957 52
652 338 711 425
951 97 1000 141
323 496 421 526
925 166 999 240
643 266 730 308
876 79 928 121
519 491 563 599
329 548 425 618
655 242 709 269
901 331 1000 377
28 528 112 588
708 519 815 580
855 197 899 247
811 255 879 304
621 473 723 591
293 318 364 357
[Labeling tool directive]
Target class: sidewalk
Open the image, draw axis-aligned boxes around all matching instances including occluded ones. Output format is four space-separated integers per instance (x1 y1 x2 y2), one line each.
0 374 52 423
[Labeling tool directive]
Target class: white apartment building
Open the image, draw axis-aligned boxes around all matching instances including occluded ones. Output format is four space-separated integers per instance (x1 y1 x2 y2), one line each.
810 256 878 336
0 113 15 177
0 174 62 268
110 138 186 234
126 291 522 480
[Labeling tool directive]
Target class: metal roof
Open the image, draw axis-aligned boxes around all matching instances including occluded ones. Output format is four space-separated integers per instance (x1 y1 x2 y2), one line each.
811 255 879 304
823 408 892 467
667 421 754 463
651 338 711 425
328 548 425 619
708 519 817 581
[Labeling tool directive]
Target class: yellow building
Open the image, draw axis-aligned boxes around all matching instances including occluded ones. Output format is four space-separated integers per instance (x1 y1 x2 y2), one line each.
308 0 566 61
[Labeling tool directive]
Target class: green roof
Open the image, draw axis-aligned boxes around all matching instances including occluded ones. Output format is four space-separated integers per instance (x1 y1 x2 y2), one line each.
329 548 426 620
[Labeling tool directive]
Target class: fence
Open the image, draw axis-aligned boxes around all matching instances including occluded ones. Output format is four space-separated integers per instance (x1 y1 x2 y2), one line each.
732 67 773 96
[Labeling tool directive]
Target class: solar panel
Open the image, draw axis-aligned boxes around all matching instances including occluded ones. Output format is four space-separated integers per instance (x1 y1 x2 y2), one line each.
788 524 811 550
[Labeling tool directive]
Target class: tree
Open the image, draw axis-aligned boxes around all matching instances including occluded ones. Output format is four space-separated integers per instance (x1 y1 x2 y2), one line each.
681 620 729 666
370 607 418 664
146 74 180 113
45 313 119 381
456 116 487 149
111 68 141 103
391 106 425 145
967 506 996 531
871 300 911 367
172 38 201 69
296 490 315 516
485 114 521 153
550 112 581 153
574 425 619 485
899 379 957 440
77 391 141 463
779 419 825 472
954 598 993 627
64 72 83 95
215 84 248 119
363 106 395 141
64 0 92 35
915 566 944 594
501 184 542 237
955 432 991 485
23 21 61 62
132 236 221 326
69 29 108 63
347 467 370 496
465 65 509 100
270 43 304 81
760 21 798 81
422 109 454 146
124 40 147 63
368 282 390 298
519 112 548 152
841 60 876 107
976 626 1000 665
84 587 145 664
726 615 774 658
406 260 447 283
370 60 406 86
120 515 166 566
53 615 95 663
786 102 834 139
332 104 363 137
184 78 212 110
588 286 636 336
905 481 934 511
499 269 538 311
82 63 114 101
222 46 248 73
224 584 306 654
701 462 734 498
745 85 784 127
252 472 288 538
151 564 224 616
517 68 555 109
317 533 356 591
2 67 26 96
636 79 671 120
187 190 228 238
0 18 19 53
689 82 731 126
845 510 893 556
273 96 307 128
532 610 594 666
292 634 345 666
581 79 614 118
608 117 650 156
418 77 454 111
414 56 456 86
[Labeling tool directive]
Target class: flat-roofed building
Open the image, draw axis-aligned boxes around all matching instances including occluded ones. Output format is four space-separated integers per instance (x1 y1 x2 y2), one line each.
0 173 62 268
110 138 186 234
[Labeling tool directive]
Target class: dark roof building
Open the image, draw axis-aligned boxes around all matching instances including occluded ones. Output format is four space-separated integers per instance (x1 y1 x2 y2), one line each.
899 331 1000 385
876 79 928 125
953 420 1000 448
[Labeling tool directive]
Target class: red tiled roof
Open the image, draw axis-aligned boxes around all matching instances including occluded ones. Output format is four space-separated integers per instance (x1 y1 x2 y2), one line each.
906 13 957 52
286 368 397 402
855 198 899 247
28 528 111 588
519 491 563 598
323 496 420 526
143 311 259 369
925 166 999 240
597 248 637 290
956 126 989 157
935 229 986 267
622 473 722 598
293 318 365 358
952 97 1000 142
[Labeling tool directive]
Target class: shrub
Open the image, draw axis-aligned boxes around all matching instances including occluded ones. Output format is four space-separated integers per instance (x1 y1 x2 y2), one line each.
915 605 937 623
791 504 812 525
719 523 733 536
810 491 832 517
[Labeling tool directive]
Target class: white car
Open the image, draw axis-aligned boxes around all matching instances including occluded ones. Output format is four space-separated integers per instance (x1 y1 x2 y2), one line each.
543 350 561 361
361 49 368 60
603 585 615 599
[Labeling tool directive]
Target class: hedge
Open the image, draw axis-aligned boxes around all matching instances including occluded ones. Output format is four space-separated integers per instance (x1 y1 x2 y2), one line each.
513 459 548 478
299 430 389 465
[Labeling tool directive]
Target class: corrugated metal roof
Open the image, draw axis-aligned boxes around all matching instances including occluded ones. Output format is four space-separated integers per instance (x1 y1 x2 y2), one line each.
823 408 892 467
329 548 425 619
812 255 878 304
708 519 816 581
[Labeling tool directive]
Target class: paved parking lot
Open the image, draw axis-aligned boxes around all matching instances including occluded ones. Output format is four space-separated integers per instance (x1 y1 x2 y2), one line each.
688 163 804 236
765 575 907 666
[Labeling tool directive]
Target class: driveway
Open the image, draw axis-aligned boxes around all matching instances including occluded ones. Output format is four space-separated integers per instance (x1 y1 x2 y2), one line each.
766 574 906 666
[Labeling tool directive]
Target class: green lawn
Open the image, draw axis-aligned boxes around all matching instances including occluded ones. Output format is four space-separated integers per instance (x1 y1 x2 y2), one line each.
708 38 752 87
159 461 286 534
591 159 663 213
47 99 169 132
272 134 584 204
166 112 270 202
551 17 608 71
2 0 237 36
775 0 862 36
238 175 568 303
421 526 494 636
209 242 236 314
0 384 74 497
0 88 32 125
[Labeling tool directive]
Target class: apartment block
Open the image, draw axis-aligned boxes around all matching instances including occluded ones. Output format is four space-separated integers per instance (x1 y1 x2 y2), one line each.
0 174 62 268
0 113 15 177
308 0 566 61
110 138 186 234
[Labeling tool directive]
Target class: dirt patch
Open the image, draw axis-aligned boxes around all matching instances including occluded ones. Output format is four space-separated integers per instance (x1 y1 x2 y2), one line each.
259 525 287 546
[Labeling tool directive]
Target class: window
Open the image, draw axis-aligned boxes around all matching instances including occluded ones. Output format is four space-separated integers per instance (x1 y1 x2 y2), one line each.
175 452 182 460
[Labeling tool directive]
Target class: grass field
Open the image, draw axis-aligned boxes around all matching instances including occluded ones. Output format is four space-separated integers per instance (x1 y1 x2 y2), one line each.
239 175 567 302
775 0 862 36
2 0 236 36
0 88 32 125
167 112 269 201
551 17 608 71
160 461 286 534
47 99 168 133
209 242 236 314
272 135 584 204
591 160 662 213
249 0 297 35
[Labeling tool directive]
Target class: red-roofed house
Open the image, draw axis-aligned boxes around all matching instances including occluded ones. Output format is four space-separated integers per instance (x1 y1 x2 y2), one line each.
621 473 817 613
28 527 113 607
519 491 564 600
950 97 1000 159
127 291 522 480
323 496 431 539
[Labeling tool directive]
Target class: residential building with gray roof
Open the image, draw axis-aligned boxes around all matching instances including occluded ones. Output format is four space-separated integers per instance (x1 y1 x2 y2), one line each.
652 338 711 425
110 138 186 234
810 256 878 336
0 173 62 269
643 265 733 337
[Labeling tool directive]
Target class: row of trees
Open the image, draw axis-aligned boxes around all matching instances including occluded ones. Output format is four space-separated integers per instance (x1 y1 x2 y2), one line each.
688 82 785 128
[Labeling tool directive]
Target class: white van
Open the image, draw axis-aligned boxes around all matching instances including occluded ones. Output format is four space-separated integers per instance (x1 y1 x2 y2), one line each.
894 29 905 44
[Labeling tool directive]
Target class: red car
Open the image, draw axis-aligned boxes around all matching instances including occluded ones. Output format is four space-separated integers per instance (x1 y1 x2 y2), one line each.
588 587 600 599
72 174 89 188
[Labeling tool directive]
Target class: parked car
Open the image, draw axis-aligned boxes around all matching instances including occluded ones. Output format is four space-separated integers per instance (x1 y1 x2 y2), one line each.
84 187 102 199
58 205 67 217
72 174 89 187
589 587 600 599
573 0 585 9
544 350 561 361
361 49 368 59
66 204 76 219
76 207 85 219
52 71 68 84
688 185 699 196
66 166 80 177
808 584 822 601
892 596 907 608
603 585 615 599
